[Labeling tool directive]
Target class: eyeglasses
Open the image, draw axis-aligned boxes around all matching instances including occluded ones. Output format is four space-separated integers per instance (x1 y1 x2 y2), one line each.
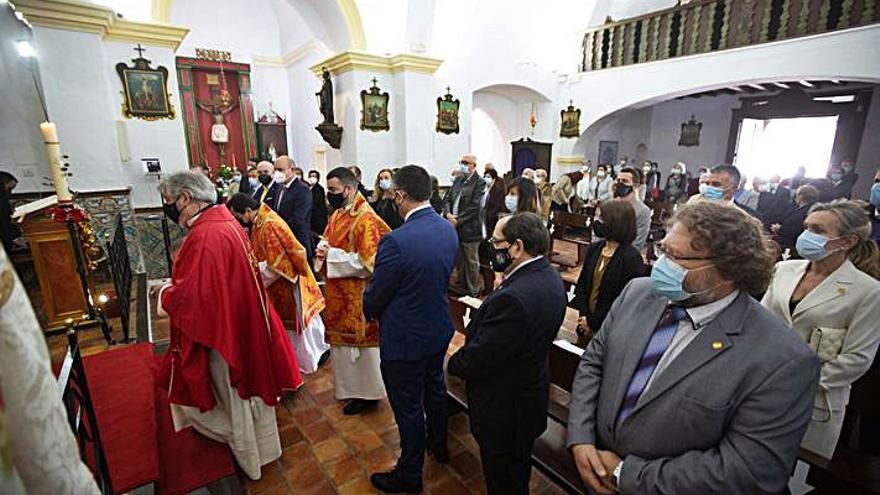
654 244 713 262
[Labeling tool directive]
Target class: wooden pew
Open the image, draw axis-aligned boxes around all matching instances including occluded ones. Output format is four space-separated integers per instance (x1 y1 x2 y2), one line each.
549 211 592 269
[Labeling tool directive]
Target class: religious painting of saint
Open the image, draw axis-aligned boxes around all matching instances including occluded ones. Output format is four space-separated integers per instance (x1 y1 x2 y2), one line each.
116 48 175 121
436 89 460 135
360 79 389 132
598 140 618 167
559 102 581 138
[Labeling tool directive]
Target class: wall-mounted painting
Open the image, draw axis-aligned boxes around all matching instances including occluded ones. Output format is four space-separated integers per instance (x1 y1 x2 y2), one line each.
598 140 618 166
436 87 460 134
559 101 580 138
678 115 702 147
116 45 175 121
360 78 389 132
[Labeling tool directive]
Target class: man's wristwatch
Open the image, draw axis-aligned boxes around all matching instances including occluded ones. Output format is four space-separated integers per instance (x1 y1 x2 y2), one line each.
612 461 623 489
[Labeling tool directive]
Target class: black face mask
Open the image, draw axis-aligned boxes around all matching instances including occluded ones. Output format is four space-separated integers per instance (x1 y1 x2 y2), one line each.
592 219 609 239
614 182 634 198
236 218 250 229
327 191 346 210
258 174 273 186
163 198 181 224
491 245 513 273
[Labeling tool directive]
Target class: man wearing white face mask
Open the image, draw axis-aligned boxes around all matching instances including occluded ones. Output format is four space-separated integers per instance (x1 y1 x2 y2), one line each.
568 201 819 495
272 156 314 267
443 154 486 297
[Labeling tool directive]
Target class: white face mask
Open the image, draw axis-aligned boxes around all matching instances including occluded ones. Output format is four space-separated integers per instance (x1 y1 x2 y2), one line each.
307 177 318 186
273 171 286 183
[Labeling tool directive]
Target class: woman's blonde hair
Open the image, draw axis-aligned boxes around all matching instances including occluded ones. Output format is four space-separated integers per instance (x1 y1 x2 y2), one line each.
371 168 394 202
810 199 880 279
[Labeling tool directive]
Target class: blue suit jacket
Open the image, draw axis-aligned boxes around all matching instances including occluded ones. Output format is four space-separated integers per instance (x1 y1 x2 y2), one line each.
363 206 459 361
258 179 313 264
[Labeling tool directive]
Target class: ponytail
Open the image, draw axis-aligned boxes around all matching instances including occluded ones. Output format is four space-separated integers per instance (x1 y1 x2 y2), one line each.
849 239 880 279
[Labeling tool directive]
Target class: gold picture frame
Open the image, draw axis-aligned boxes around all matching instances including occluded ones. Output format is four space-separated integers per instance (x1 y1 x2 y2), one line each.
360 78 389 132
115 45 176 121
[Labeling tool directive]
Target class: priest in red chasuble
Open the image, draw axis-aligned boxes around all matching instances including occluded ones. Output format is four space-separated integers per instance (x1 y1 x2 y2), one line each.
316 167 391 415
226 193 330 374
155 171 302 481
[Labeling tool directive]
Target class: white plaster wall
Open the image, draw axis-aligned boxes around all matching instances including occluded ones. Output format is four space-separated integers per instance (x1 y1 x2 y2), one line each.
285 46 341 172
172 0 282 61
575 107 653 166
0 11 50 193
853 87 880 199
607 0 677 22
645 94 742 172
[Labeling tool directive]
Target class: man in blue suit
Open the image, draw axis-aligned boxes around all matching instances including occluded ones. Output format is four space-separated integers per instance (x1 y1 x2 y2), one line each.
272 156 314 266
363 165 459 493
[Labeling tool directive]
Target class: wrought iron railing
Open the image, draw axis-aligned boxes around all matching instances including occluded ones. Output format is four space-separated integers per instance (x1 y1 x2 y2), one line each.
580 0 879 71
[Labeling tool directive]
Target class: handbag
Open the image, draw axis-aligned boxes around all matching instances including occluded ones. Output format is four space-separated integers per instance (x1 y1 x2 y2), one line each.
808 327 847 363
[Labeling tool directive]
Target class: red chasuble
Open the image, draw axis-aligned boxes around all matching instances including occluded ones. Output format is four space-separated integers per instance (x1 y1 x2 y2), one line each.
158 206 302 411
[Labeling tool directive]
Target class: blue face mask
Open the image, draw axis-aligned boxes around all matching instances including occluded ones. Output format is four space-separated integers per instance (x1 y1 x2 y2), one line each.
831 172 843 182
795 230 835 261
379 178 392 191
699 183 726 200
248 177 259 188
870 183 880 208
505 195 518 212
459 163 470 174
650 255 715 302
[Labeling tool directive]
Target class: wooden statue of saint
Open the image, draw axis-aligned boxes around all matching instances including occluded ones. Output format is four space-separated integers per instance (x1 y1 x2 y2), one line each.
316 67 335 125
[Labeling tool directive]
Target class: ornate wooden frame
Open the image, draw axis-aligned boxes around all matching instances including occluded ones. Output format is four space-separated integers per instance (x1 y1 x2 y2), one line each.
115 50 176 121
560 101 581 138
360 79 390 132
436 88 460 134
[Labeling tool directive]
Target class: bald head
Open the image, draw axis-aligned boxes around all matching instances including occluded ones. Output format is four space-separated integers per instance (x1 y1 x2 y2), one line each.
274 155 296 183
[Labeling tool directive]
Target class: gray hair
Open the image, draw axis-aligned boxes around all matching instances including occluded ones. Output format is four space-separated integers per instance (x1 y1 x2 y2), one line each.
159 170 217 204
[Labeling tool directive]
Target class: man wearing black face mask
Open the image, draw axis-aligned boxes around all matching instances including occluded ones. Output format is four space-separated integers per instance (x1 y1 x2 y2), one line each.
251 160 280 205
612 167 652 253
448 213 566 495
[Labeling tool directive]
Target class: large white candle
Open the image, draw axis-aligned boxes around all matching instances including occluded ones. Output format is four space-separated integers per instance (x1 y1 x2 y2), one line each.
39 122 72 202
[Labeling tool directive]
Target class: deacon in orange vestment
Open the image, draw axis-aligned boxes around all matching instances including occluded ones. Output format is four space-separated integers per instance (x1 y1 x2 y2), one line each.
317 167 390 414
227 196 330 374
155 171 302 480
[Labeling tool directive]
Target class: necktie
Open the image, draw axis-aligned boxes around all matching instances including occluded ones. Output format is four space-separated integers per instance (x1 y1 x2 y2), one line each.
616 305 688 426
259 186 269 203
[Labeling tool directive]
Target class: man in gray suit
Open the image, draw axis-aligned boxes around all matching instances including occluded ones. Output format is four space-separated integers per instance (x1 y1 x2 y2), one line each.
443 153 487 297
567 201 820 495
612 167 652 253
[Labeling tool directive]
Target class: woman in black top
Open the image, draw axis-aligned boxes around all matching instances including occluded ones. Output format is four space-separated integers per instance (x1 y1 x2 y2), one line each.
369 168 403 229
429 175 444 214
483 169 506 234
570 199 644 341
307 170 328 249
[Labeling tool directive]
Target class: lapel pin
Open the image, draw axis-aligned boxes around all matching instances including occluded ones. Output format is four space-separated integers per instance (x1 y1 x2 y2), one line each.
837 287 846 296
712 341 723 350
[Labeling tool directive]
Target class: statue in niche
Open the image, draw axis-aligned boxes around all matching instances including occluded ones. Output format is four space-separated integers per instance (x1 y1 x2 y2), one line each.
316 67 335 125
196 68 238 161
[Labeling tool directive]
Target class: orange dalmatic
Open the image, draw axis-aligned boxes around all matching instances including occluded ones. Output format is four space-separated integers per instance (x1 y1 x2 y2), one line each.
251 204 325 332
322 192 390 347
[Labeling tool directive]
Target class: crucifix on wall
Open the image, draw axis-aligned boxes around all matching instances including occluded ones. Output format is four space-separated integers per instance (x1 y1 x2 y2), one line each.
195 64 238 163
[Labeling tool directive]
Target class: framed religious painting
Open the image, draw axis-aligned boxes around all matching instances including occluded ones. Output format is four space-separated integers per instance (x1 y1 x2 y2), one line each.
436 88 460 134
597 140 618 167
559 101 581 138
360 78 389 132
678 114 702 147
116 45 175 121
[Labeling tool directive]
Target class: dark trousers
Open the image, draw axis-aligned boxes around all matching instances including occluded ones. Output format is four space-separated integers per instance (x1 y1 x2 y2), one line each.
478 438 534 495
380 352 448 483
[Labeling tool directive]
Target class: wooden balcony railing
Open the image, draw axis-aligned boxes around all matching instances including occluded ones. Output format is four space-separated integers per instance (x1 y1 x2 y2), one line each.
580 0 880 72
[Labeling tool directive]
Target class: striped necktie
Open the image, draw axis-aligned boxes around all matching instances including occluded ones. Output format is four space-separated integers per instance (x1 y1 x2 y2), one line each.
616 305 688 426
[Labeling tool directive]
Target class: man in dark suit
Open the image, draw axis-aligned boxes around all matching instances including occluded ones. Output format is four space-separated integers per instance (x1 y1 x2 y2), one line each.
567 201 819 495
443 153 486 297
272 156 313 266
251 160 280 205
448 212 567 495
363 165 459 493
307 169 328 251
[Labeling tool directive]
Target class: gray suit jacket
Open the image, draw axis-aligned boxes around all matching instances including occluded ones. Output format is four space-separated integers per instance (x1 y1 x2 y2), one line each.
567 278 820 495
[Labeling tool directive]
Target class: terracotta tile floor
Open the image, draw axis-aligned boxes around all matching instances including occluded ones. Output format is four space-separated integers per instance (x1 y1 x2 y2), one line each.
243 356 567 495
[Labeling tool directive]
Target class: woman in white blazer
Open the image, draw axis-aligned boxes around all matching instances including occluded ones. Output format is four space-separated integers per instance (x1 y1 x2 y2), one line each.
762 199 880 458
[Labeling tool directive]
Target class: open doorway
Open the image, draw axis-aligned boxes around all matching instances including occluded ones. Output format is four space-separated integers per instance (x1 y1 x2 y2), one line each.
733 116 839 181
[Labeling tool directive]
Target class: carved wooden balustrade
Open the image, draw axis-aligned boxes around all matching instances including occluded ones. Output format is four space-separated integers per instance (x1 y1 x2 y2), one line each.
580 0 879 71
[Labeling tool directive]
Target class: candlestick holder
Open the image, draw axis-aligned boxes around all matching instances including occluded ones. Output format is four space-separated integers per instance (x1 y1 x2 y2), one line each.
48 202 115 345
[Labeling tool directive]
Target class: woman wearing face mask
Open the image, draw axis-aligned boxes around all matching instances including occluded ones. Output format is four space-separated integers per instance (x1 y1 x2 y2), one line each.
570 200 644 343
762 199 880 458
504 178 539 215
827 163 858 200
483 169 506 234
580 165 612 203
308 170 328 251
369 168 403 229
664 162 689 206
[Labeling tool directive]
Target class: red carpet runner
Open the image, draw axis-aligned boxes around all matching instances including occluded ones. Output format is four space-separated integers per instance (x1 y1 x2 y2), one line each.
82 344 235 494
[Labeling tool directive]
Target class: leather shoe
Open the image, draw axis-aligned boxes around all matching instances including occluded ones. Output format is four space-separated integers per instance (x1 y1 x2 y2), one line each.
343 399 378 415
370 470 422 493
